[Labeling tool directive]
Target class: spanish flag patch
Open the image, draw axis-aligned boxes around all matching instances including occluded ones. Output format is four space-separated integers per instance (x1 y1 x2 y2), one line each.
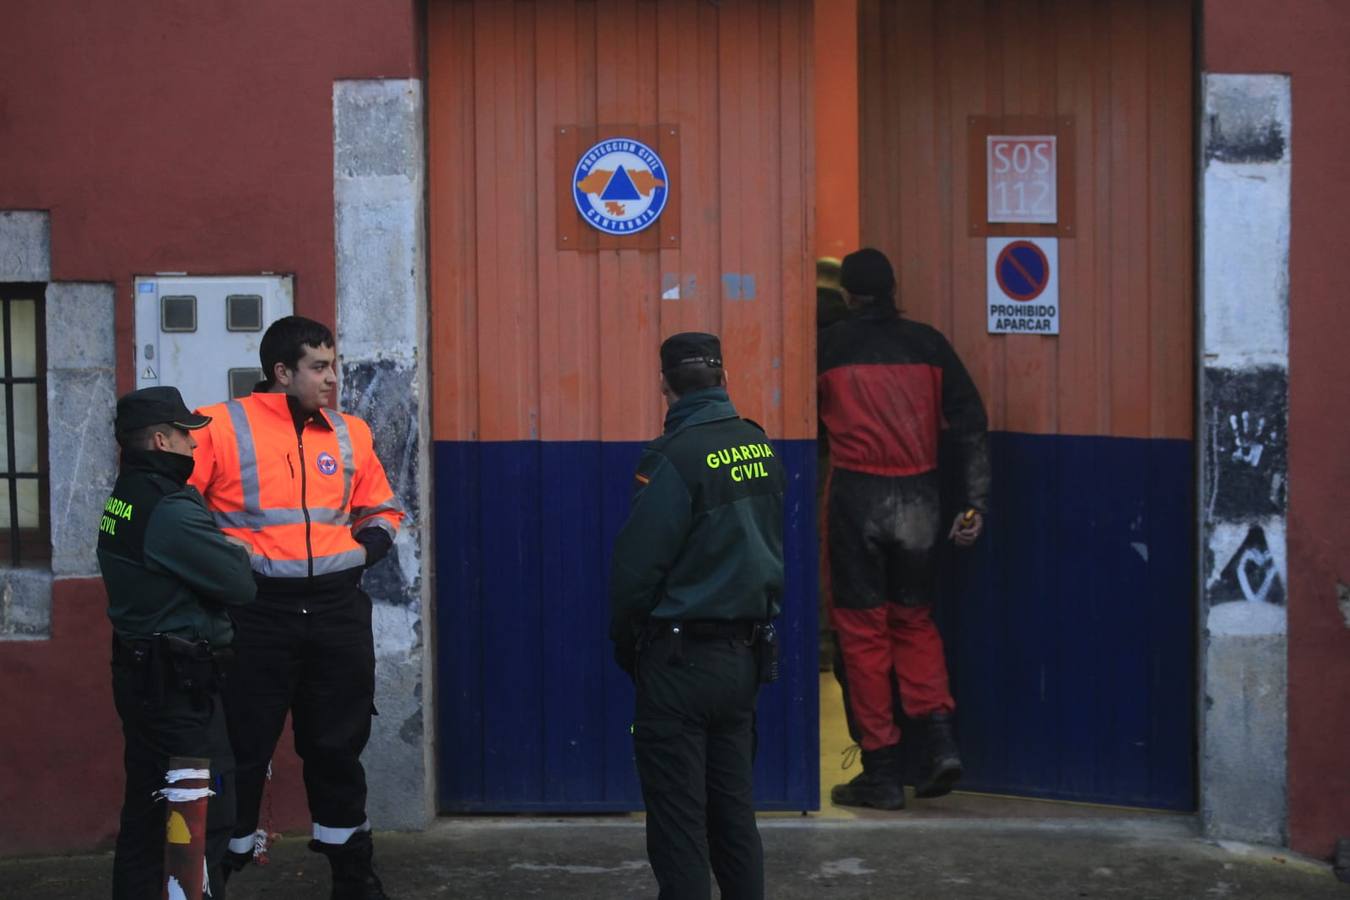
635 473 651 485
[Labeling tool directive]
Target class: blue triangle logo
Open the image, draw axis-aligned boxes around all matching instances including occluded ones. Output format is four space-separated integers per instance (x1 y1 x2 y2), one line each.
601 165 643 201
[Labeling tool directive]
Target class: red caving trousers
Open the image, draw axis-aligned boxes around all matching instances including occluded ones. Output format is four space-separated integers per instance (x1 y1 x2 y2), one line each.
831 603 954 751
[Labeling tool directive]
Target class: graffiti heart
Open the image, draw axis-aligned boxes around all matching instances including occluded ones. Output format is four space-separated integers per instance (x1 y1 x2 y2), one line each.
1210 524 1285 606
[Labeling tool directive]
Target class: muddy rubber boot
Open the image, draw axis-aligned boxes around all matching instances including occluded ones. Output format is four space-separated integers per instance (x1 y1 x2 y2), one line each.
830 744 905 810
309 831 390 900
914 712 963 799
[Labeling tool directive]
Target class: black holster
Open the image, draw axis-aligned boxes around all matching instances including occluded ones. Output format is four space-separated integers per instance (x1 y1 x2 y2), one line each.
113 634 232 708
113 635 166 709
160 634 229 703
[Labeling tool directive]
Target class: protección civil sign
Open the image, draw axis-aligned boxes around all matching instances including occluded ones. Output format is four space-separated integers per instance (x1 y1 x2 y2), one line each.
987 237 1059 335
572 137 669 235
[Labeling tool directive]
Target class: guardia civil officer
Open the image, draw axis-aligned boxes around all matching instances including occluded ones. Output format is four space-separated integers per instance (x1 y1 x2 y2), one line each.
190 316 404 899
99 386 257 899
610 333 786 900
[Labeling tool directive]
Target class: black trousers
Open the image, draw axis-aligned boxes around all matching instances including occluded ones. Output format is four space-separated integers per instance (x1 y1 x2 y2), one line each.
225 586 376 848
111 659 235 899
633 631 763 900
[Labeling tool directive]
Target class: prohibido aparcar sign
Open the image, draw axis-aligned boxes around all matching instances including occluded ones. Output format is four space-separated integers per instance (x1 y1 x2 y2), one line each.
987 237 1059 335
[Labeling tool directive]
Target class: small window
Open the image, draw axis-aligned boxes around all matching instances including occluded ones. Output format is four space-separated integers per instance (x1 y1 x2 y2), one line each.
228 367 264 399
0 284 50 566
161 295 197 332
226 294 263 332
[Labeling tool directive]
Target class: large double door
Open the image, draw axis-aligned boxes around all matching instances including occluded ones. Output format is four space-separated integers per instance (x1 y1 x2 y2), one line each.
426 0 1197 813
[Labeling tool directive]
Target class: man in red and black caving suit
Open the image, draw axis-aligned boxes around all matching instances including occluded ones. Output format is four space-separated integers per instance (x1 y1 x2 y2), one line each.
818 247 991 810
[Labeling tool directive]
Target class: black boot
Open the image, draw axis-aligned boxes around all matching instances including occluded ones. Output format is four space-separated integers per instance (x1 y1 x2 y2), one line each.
309 831 390 900
830 744 905 810
914 712 963 799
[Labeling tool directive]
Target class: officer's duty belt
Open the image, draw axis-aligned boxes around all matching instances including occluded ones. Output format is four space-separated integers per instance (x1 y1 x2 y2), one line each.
653 619 759 641
113 633 233 664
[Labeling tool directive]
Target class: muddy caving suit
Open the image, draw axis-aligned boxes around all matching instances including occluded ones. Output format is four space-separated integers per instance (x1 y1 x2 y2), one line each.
818 301 990 800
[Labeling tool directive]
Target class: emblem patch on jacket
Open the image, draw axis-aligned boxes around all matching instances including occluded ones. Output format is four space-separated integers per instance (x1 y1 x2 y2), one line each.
316 452 339 476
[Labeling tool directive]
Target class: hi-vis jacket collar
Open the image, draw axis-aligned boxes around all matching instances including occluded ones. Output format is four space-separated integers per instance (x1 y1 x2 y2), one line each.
247 390 337 432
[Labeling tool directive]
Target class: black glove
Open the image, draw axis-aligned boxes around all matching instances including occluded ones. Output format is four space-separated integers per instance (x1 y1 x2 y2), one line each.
355 527 393 568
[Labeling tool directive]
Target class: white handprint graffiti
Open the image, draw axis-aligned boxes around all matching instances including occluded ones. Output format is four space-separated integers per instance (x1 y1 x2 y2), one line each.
1228 410 1276 468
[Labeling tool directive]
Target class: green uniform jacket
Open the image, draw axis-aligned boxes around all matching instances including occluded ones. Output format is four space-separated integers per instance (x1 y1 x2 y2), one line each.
97 448 256 647
609 387 786 647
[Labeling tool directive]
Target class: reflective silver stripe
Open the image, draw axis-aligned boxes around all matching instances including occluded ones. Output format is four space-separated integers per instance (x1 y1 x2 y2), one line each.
357 516 397 540
313 547 370 575
225 401 261 516
311 818 370 846
214 507 351 529
350 500 404 521
249 547 367 578
325 410 355 511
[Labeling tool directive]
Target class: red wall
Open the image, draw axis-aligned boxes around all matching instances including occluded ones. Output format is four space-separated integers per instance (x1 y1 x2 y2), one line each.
1206 1 1350 860
0 0 418 855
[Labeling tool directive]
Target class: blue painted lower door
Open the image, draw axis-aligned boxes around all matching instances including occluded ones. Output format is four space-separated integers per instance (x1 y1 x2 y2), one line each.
934 432 1196 810
434 431 1194 812
434 439 820 812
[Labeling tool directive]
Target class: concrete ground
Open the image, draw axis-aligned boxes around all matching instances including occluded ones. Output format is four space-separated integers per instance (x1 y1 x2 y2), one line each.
3 815 1346 899
5 676 1344 898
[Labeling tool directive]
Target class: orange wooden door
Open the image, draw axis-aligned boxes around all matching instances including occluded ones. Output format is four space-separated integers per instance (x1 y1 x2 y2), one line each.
857 0 1196 808
428 0 819 811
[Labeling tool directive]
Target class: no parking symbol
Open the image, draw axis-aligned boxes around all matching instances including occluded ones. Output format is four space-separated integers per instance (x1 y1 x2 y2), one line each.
987 237 1059 335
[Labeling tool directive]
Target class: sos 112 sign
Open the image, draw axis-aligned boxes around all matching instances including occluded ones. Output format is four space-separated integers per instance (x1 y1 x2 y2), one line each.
986 135 1057 224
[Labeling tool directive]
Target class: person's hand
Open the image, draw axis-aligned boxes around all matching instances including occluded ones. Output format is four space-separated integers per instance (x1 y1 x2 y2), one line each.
948 509 983 547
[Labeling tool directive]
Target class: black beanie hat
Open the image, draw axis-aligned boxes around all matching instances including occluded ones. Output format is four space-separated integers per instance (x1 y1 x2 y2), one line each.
840 248 896 300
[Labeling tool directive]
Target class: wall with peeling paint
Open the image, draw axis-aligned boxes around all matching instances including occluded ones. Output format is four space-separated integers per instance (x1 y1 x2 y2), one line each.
1198 71 1292 848
0 1 422 855
1205 0 1350 861
333 79 433 829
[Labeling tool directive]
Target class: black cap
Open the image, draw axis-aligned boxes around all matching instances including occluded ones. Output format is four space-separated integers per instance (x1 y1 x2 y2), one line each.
840 247 896 299
660 332 723 373
115 387 211 437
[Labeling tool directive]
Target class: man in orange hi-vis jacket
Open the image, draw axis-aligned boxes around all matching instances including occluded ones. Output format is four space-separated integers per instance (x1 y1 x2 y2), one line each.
190 316 403 899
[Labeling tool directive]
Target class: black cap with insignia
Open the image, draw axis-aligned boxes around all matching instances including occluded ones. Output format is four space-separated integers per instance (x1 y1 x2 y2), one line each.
660 332 723 373
115 386 211 438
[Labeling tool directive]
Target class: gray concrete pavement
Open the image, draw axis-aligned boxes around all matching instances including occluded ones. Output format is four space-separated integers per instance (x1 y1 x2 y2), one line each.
3 814 1345 899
